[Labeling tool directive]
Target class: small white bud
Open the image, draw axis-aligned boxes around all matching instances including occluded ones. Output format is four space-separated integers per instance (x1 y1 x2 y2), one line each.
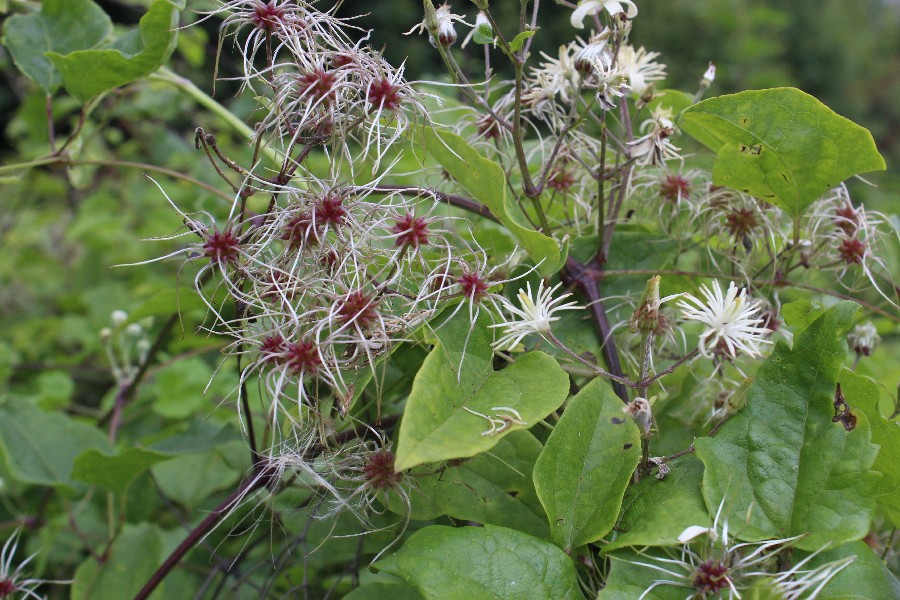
623 397 652 436
125 323 143 338
703 62 716 83
111 310 128 327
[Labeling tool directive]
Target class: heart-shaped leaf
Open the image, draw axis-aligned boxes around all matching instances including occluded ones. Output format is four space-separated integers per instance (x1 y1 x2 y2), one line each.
1 0 112 93
679 88 885 216
533 378 640 551
376 525 582 600
394 312 569 472
46 0 180 102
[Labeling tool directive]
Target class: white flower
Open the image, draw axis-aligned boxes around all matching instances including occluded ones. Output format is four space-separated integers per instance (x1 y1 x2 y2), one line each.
628 499 851 600
490 281 582 350
616 45 666 96
677 280 772 359
703 62 717 83
531 44 581 103
626 118 680 166
571 0 638 29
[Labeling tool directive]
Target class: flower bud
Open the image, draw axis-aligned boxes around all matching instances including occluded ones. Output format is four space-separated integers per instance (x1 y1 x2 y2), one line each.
628 275 670 335
125 323 143 338
623 397 652 436
848 322 879 356
100 327 112 342
111 310 128 327
703 62 716 84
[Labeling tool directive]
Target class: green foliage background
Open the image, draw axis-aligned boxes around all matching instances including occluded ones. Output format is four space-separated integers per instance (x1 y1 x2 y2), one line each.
0 0 897 598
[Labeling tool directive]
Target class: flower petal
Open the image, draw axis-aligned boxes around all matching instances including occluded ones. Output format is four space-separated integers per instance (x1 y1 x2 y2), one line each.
570 0 601 29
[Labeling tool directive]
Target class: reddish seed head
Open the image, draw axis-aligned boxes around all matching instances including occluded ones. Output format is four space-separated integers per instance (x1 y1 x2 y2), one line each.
459 271 489 301
834 203 860 235
250 1 286 31
338 291 380 327
724 207 758 240
547 169 576 192
260 334 287 362
392 213 430 248
284 340 321 375
693 560 730 595
282 212 318 248
363 450 403 490
331 53 354 68
838 237 866 264
476 114 501 140
367 78 403 111
659 174 691 203
203 229 241 265
314 193 347 227
297 68 337 101
0 579 17 597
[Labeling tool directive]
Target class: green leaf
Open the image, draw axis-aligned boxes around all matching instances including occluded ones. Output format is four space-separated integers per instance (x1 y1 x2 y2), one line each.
0 0 112 93
151 449 241 507
781 299 826 334
72 523 165 600
472 23 494 45
389 431 549 537
678 88 886 215
597 550 687 600
602 457 708 554
376 525 583 600
694 302 881 550
802 541 900 599
46 0 180 102
344 582 425 600
509 30 536 52
838 369 900 527
394 312 570 471
533 379 640 552
0 397 112 487
71 447 172 494
147 420 241 455
418 126 567 276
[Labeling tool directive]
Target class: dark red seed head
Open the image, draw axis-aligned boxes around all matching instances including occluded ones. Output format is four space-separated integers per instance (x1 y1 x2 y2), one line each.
724 207 758 240
363 450 403 490
476 114 501 140
367 78 403 111
547 169 576 192
459 271 489 301
838 237 866 264
693 560 730 595
834 203 860 235
284 340 321 375
338 291 380 327
281 212 318 248
260 334 288 362
203 229 241 265
314 193 347 227
297 68 337 101
0 579 17 597
250 1 286 31
392 213 430 248
331 53 354 68
659 174 691 203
